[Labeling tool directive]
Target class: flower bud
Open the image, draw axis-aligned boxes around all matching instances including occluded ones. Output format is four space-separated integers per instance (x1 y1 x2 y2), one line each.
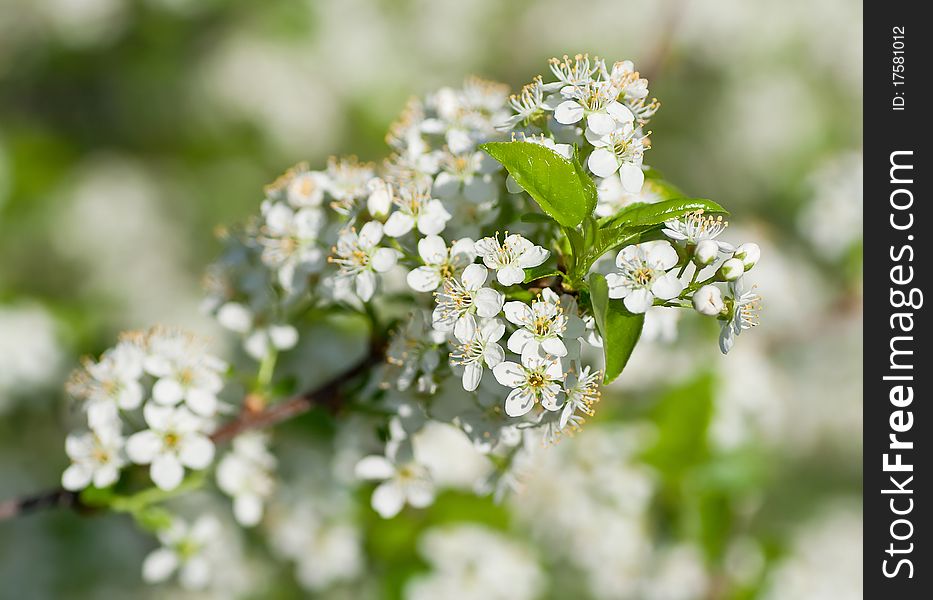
693 285 724 316
719 258 745 281
733 242 760 270
693 239 719 266
367 184 392 219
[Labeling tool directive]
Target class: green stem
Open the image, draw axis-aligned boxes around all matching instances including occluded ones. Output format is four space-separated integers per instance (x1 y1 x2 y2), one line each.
255 348 279 392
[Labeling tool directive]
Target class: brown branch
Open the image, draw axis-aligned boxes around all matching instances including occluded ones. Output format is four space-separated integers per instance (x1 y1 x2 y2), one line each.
0 342 384 522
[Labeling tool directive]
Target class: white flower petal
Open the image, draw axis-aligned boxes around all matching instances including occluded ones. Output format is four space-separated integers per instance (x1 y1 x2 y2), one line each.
417 235 447 264
586 112 618 136
62 464 92 491
623 288 653 314
152 378 184 406
588 148 620 178
474 288 504 318
358 221 384 248
651 272 685 300
355 455 394 480
516 246 549 268
355 270 376 301
492 361 525 388
504 387 535 417
554 100 584 125
142 548 179 583
620 163 645 193
503 301 534 326
150 455 185 491
497 265 525 286
125 430 161 464
371 481 405 518
233 494 264 527
460 263 488 290
462 363 483 392
178 434 214 470
541 336 568 357
507 329 535 355
383 212 414 237
184 389 218 418
371 248 399 273
407 267 441 292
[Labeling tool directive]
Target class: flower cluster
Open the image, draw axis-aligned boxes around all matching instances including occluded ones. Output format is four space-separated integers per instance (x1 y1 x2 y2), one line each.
63 328 226 492
49 53 766 595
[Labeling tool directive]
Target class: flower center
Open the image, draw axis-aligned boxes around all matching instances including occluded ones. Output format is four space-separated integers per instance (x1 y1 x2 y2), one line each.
632 267 654 286
527 371 547 390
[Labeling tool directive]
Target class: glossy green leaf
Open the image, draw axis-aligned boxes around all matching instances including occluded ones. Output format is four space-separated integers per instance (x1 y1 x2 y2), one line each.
522 264 561 284
481 141 597 227
587 272 645 384
600 197 728 230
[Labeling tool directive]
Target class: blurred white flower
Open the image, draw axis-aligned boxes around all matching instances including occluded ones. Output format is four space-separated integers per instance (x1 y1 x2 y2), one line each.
143 329 227 418
406 524 542 600
126 403 214 491
258 202 326 292
61 427 126 491
355 453 435 518
384 182 451 237
142 515 221 590
216 432 276 526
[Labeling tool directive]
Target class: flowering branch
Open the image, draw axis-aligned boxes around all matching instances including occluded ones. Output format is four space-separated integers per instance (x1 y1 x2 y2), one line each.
0 341 384 522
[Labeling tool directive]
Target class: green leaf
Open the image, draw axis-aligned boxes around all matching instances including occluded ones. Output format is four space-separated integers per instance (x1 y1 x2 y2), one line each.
523 264 561 284
481 141 597 227
519 212 555 224
587 272 644 384
600 197 728 229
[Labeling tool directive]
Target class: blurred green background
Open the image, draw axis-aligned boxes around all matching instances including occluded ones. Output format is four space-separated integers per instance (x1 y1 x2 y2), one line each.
1 0 861 598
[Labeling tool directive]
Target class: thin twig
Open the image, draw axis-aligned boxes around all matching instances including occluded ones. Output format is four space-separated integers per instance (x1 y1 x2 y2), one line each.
0 342 384 522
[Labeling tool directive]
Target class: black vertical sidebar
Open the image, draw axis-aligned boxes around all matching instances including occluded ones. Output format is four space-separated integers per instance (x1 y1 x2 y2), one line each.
864 1 929 597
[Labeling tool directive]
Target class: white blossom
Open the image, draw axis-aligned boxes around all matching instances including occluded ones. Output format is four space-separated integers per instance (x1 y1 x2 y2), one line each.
663 211 732 251
433 150 500 204
142 515 221 590
559 365 601 432
143 330 227 418
432 263 504 338
258 202 326 292
68 338 145 432
586 121 648 193
450 317 506 392
385 311 445 394
383 182 451 237
606 241 684 313
330 221 400 301
492 353 564 417
503 288 569 359
325 156 375 214
125 403 215 491
216 432 276 527
407 235 476 292
719 277 762 354
355 454 435 518
474 233 549 286
555 81 635 138
61 427 126 491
